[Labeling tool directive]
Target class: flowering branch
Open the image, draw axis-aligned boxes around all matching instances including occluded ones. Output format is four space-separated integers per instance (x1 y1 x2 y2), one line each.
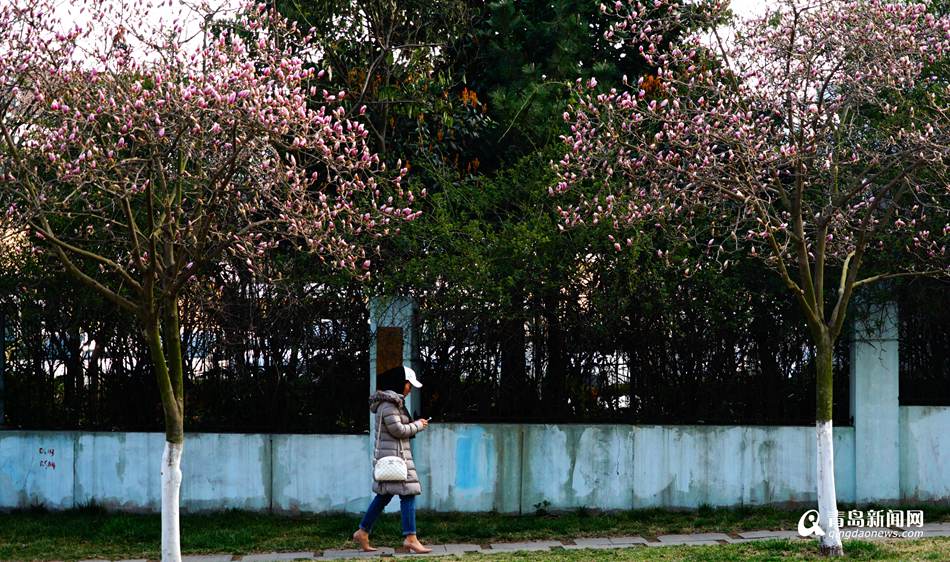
557 0 950 341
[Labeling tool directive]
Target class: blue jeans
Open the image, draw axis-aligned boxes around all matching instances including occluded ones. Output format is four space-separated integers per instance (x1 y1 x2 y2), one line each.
359 494 416 536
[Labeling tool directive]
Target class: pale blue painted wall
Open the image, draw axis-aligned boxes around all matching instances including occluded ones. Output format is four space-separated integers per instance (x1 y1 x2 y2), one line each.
5 414 948 514
900 406 950 502
0 431 75 509
413 424 522 513
271 434 370 513
851 303 901 502
75 432 163 511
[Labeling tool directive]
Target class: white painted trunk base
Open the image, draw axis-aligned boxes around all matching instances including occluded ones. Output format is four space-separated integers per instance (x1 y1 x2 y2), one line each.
162 441 184 562
816 421 843 555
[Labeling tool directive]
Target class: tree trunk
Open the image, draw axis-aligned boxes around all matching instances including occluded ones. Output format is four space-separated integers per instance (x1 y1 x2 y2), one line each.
144 313 185 562
161 439 184 562
815 333 843 556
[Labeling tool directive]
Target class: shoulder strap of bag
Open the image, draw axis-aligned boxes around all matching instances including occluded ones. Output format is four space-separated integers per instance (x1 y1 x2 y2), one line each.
374 409 382 459
374 404 404 459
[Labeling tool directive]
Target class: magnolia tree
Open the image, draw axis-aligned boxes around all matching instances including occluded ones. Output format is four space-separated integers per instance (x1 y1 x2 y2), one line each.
0 1 416 559
557 0 950 555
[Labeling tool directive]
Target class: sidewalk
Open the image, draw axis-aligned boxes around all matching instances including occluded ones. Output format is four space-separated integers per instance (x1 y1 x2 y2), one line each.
80 523 950 562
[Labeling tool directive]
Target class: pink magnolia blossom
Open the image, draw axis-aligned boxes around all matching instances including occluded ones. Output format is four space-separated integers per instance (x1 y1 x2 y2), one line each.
559 0 950 300
0 0 417 297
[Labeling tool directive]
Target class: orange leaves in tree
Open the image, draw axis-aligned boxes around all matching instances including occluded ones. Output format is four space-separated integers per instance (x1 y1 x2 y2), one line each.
460 87 479 106
460 87 488 113
640 74 664 95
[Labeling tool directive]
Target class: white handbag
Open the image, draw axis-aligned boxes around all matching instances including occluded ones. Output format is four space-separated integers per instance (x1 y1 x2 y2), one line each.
373 410 408 482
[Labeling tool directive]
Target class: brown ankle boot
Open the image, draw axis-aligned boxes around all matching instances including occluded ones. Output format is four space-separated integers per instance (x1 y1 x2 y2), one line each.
403 536 433 554
352 529 378 552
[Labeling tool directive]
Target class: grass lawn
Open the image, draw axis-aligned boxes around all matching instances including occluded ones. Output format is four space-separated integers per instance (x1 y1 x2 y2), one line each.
1 504 949 561
341 539 950 561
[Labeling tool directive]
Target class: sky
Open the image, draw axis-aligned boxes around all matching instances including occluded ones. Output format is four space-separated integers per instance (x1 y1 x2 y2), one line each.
45 0 242 57
44 0 773 36
732 0 773 17
29 0 774 55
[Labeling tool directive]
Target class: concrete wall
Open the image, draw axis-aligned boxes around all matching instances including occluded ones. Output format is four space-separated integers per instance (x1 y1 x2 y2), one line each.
900 406 950 502
271 434 369 513
0 432 276 512
4 410 950 513
0 431 75 510
413 423 857 512
851 303 901 502
20 418 948 514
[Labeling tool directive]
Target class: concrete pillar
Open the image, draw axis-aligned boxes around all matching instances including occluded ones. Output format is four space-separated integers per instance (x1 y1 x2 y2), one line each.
849 301 900 503
368 296 421 422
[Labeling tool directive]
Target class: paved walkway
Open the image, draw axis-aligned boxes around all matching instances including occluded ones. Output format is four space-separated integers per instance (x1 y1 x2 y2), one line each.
83 523 950 562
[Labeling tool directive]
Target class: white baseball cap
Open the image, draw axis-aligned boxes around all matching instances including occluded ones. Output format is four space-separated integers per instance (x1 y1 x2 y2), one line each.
404 366 422 388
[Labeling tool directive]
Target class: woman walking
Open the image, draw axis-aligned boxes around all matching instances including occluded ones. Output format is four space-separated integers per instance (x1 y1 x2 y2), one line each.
353 365 432 554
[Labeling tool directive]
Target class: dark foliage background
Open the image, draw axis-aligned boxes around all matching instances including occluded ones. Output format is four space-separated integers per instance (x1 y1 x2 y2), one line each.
897 279 950 407
0 258 371 433
2 259 948 433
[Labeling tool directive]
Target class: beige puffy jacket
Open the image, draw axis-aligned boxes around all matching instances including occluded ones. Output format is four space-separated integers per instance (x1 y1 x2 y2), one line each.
370 390 424 496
